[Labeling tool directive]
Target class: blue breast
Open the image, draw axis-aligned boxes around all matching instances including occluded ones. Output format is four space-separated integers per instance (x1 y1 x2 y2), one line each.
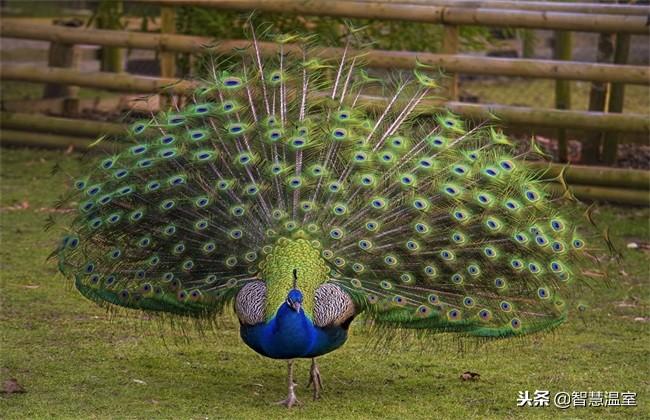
240 303 349 359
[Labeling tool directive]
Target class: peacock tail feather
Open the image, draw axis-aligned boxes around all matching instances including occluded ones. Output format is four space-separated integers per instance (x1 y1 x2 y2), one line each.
54 25 606 338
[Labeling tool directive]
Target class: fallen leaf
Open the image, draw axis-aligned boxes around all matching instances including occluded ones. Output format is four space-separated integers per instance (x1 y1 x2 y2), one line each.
460 371 480 381
132 379 147 385
627 241 650 252
2 378 26 394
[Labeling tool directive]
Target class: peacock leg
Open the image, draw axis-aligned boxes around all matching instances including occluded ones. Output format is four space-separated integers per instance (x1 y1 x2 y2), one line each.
275 359 301 408
307 357 323 400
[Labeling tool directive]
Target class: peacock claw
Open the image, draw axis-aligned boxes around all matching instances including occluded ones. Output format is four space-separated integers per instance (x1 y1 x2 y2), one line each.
274 386 301 408
308 358 323 400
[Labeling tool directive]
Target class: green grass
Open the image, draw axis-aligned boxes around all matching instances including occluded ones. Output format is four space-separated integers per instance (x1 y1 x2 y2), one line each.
1 147 648 419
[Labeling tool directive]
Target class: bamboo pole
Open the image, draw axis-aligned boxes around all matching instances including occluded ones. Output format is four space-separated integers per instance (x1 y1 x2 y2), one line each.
444 101 649 133
546 183 649 206
96 0 124 73
2 65 648 133
0 129 118 152
133 0 650 34
2 22 649 85
356 0 650 16
43 20 81 101
441 25 459 101
554 31 572 163
602 32 632 165
582 32 615 164
159 6 176 78
1 65 198 94
529 161 650 190
521 29 535 59
1 112 125 137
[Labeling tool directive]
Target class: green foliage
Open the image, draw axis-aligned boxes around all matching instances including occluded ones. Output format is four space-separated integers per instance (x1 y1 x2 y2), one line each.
173 7 493 74
178 7 495 51
87 0 125 30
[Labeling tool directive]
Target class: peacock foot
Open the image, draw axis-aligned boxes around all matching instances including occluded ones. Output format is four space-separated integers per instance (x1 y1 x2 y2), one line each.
307 357 323 400
275 359 301 408
275 389 301 408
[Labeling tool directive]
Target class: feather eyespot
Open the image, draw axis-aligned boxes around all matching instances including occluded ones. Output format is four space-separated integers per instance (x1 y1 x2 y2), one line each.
479 309 491 321
447 309 461 321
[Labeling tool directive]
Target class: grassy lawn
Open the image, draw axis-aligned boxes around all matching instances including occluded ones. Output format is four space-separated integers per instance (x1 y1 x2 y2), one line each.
1 147 648 419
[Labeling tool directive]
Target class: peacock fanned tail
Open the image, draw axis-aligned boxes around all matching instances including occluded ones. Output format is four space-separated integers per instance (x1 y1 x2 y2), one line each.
54 26 606 339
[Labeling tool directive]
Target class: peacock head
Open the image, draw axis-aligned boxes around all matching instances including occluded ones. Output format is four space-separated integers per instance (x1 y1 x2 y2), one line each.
286 288 303 312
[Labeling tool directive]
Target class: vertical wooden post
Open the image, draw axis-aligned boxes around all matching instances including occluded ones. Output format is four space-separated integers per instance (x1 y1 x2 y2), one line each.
582 32 614 164
43 39 80 99
159 6 177 110
521 29 535 58
441 24 459 101
160 6 177 78
96 0 124 73
553 30 572 163
43 19 81 116
601 32 631 165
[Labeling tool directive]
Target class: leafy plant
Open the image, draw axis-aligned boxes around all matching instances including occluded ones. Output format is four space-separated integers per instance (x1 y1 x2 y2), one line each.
173 7 497 76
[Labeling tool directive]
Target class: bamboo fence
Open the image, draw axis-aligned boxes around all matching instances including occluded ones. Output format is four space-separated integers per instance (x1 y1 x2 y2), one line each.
1 1 648 204
2 65 649 134
3 22 648 85
355 0 650 15
134 0 650 33
3 110 647 204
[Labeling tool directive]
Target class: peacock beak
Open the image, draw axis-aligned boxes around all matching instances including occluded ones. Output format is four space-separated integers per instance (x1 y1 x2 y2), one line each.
289 301 301 312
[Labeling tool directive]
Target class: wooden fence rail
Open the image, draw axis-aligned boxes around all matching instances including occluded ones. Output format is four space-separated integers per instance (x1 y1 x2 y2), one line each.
134 0 650 34
3 22 649 85
356 0 650 16
3 111 647 197
1 2 648 204
3 112 647 204
3 64 649 134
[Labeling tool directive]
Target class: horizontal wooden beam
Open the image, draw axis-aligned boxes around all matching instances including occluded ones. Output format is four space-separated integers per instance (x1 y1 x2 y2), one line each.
3 66 648 133
133 0 650 34
360 0 650 16
0 129 118 152
2 22 648 85
1 64 197 94
445 101 650 133
531 161 650 190
1 111 125 137
547 183 649 206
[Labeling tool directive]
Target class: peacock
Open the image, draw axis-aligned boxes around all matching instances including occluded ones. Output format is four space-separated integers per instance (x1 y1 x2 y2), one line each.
53 25 607 407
